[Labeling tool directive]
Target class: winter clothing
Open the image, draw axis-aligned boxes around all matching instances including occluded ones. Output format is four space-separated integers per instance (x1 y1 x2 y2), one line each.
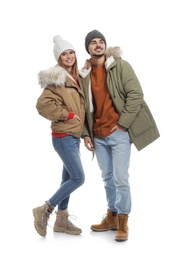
79 47 160 151
53 210 82 235
33 202 53 237
85 29 107 53
53 35 75 61
91 209 117 231
90 62 119 137
37 65 85 138
33 62 85 236
115 214 129 241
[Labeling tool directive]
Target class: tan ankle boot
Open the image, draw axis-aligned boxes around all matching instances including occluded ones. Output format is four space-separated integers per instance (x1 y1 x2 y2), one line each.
32 202 53 237
53 209 82 235
91 209 117 231
115 214 129 241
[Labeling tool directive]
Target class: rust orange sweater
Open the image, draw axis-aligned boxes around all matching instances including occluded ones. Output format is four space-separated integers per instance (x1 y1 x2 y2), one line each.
91 63 119 138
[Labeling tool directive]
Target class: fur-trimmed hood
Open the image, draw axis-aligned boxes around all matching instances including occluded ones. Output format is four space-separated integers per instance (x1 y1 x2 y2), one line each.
79 46 123 78
38 65 75 89
105 46 123 59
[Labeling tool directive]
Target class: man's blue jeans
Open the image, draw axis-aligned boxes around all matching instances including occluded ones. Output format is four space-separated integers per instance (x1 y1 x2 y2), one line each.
47 136 85 211
94 130 131 214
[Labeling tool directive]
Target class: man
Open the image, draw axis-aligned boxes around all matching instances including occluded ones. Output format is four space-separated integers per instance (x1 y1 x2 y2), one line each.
79 30 160 242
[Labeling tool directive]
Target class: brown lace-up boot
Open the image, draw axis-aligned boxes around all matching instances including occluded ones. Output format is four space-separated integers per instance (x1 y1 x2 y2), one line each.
32 202 53 237
53 209 82 235
115 214 129 241
91 209 117 231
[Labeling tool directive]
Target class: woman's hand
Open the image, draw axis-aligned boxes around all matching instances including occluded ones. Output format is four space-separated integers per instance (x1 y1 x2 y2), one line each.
84 59 92 69
74 114 81 121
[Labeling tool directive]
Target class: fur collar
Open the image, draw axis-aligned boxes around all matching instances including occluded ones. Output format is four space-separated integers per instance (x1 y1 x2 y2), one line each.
105 46 123 59
38 65 74 89
79 47 123 78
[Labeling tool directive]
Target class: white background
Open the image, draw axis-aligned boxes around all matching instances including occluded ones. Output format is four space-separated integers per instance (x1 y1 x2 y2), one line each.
0 0 186 259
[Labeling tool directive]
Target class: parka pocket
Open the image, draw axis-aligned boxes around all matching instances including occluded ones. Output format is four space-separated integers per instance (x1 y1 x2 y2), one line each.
130 107 154 137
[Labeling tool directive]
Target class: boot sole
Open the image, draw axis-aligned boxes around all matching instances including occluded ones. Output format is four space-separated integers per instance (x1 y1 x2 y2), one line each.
115 237 128 242
53 229 82 235
91 227 117 232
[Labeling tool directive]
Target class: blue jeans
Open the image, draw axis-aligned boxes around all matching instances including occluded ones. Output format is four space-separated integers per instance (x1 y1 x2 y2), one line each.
47 136 85 211
94 130 131 215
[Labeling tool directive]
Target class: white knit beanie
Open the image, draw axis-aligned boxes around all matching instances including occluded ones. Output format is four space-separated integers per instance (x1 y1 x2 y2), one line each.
53 35 75 62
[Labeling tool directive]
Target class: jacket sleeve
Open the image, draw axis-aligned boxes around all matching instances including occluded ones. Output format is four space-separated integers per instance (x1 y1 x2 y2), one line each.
81 124 90 138
36 86 69 121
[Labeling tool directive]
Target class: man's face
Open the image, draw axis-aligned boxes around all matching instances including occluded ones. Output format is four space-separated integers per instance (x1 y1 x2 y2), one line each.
88 38 106 57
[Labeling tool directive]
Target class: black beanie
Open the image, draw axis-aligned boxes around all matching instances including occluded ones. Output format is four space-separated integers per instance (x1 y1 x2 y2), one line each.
85 30 107 53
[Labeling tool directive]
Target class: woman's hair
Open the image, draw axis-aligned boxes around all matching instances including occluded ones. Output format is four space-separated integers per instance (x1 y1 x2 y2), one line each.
58 53 79 81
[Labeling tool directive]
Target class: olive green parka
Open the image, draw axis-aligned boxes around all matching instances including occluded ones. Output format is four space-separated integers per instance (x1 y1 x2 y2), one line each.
78 47 160 151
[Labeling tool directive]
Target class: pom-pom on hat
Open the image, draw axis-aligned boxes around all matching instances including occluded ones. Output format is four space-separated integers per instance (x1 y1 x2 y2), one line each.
53 35 75 62
85 30 107 53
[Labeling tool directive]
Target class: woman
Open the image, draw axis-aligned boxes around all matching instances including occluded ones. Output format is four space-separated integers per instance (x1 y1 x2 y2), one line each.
33 35 85 237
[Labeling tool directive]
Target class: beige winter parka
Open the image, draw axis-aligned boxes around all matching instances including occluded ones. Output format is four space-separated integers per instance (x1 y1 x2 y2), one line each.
78 47 160 151
36 65 85 138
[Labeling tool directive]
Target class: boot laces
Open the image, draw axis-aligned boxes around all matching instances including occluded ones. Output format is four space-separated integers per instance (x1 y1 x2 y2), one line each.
118 217 128 231
67 214 78 228
118 219 124 230
101 213 109 223
40 210 52 228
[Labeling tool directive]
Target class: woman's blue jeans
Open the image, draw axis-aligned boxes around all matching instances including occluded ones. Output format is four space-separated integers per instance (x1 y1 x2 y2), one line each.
94 130 131 215
47 136 85 211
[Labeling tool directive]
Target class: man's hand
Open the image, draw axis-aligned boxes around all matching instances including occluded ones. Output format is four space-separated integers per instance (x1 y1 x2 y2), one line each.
110 124 126 133
84 136 94 151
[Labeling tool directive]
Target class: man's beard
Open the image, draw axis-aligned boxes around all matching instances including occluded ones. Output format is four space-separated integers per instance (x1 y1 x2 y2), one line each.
92 53 105 58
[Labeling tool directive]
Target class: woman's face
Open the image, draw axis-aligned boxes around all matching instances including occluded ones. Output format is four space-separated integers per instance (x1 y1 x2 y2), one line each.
59 49 76 69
